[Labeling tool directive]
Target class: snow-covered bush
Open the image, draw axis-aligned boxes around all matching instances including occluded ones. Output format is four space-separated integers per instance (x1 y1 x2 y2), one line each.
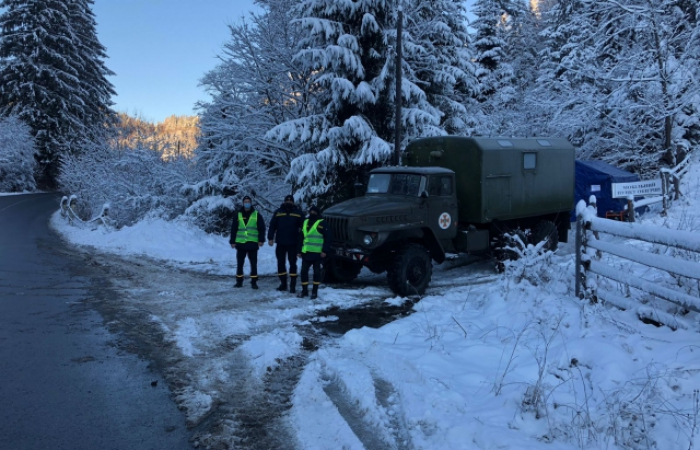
0 116 36 192
59 142 201 228
501 232 555 287
183 194 236 235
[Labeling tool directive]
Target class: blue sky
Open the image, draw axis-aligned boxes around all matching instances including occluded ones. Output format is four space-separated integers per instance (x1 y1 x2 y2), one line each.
94 0 261 123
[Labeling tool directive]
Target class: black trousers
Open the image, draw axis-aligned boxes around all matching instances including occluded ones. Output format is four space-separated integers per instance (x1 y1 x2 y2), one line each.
300 258 322 286
275 244 298 277
236 248 258 279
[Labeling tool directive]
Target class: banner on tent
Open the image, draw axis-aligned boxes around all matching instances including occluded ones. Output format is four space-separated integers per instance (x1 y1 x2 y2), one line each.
611 179 662 198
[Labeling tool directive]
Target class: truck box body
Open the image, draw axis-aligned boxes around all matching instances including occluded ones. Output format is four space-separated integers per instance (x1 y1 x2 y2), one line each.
404 137 575 224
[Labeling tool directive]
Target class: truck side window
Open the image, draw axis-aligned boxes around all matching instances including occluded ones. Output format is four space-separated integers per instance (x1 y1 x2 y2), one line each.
440 176 453 196
524 153 537 170
429 176 453 196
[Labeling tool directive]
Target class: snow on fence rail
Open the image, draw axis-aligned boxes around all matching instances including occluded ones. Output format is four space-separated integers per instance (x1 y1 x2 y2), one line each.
59 195 112 229
621 152 693 221
574 198 700 329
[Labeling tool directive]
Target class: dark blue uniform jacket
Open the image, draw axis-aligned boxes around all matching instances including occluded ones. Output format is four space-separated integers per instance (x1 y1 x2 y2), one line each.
267 203 305 246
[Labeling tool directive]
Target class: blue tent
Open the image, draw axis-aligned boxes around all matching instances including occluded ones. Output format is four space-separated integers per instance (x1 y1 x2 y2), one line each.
572 160 640 220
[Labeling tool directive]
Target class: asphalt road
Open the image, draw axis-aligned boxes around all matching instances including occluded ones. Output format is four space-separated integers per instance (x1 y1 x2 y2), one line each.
0 194 192 450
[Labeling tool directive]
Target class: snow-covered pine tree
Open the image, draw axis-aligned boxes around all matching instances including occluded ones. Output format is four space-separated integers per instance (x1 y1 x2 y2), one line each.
67 0 116 142
471 0 510 102
0 115 36 192
0 0 115 189
267 0 475 204
267 0 397 205
193 0 311 231
495 0 557 137
401 0 477 136
469 0 519 136
532 0 603 145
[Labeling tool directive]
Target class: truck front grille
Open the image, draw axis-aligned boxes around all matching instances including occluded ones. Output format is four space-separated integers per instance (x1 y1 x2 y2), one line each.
325 216 349 242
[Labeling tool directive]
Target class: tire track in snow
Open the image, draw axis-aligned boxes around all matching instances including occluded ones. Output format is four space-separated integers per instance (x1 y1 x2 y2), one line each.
68 248 503 449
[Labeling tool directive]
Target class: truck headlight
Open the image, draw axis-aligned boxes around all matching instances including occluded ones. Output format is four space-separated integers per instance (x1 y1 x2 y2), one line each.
363 234 373 246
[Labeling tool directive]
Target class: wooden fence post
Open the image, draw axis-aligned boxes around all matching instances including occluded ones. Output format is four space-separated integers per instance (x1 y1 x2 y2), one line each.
673 175 681 200
661 171 669 215
575 215 582 298
626 198 635 222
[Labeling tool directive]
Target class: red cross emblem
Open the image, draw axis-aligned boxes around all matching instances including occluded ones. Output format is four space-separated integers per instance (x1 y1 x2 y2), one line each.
439 213 451 229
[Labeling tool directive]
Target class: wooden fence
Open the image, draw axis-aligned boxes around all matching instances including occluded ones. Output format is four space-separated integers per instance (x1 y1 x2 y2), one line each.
575 200 700 329
620 153 693 222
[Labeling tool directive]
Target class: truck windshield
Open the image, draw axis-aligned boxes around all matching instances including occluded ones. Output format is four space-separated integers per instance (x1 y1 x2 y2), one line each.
367 173 426 196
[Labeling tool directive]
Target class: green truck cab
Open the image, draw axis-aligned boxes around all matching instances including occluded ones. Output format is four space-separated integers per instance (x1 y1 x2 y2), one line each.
323 137 575 296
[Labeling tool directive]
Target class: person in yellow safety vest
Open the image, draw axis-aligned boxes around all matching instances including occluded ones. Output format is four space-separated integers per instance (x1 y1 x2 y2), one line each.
296 205 332 299
229 195 266 289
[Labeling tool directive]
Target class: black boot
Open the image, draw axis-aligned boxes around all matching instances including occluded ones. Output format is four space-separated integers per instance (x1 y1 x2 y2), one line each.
251 278 259 290
298 285 308 298
289 276 297 294
234 277 243 288
276 275 287 292
311 284 319 300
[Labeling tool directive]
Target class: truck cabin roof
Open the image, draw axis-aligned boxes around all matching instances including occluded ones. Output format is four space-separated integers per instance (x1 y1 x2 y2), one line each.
370 166 455 176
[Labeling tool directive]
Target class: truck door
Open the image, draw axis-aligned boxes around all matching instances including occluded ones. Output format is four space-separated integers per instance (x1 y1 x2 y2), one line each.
428 174 458 240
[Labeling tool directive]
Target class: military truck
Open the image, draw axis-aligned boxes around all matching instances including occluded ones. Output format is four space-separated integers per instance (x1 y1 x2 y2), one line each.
323 136 575 296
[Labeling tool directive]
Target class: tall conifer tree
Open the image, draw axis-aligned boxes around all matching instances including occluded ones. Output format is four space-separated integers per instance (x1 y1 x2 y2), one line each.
267 0 475 203
0 0 115 188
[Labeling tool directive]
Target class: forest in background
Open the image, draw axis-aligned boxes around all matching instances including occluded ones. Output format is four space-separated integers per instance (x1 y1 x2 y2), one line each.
0 0 698 233
194 0 700 221
113 113 200 159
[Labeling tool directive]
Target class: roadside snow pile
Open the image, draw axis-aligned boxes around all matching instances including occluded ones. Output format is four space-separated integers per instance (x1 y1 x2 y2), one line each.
50 213 279 276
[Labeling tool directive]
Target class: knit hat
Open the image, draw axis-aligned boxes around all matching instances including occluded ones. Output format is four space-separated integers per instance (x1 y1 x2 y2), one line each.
309 205 321 215
242 195 252 202
284 195 294 202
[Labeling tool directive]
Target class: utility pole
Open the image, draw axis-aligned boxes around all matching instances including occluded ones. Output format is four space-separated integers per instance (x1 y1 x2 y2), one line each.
393 8 403 166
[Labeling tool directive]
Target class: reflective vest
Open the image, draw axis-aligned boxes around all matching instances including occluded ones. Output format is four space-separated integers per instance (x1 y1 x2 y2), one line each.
235 211 259 244
302 219 324 253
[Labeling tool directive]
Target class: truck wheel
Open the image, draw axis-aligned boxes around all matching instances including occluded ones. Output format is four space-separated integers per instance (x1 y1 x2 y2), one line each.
323 258 362 283
530 220 559 251
387 244 432 296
